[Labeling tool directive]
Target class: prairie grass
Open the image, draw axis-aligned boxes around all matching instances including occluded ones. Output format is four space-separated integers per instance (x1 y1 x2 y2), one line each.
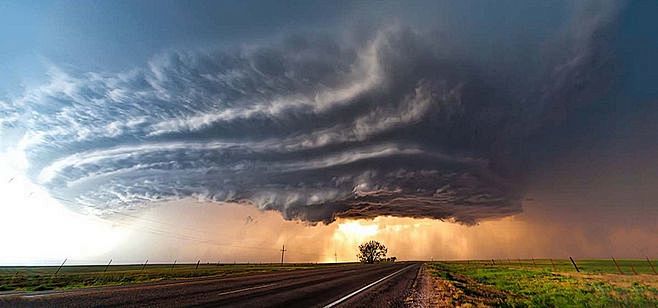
429 260 658 307
0 263 336 292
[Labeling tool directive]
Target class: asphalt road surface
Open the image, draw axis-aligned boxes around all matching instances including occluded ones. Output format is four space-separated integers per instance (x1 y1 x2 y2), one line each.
1 262 422 307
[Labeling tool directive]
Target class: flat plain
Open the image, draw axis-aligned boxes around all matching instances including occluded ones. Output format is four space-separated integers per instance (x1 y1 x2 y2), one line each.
1 259 656 307
426 259 658 306
0 263 339 292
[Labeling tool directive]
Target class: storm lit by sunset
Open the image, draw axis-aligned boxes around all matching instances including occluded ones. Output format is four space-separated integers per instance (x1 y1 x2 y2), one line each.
1 1 657 306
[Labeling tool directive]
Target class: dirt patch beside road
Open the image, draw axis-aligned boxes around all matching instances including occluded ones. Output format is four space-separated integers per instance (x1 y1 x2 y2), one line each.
407 264 508 307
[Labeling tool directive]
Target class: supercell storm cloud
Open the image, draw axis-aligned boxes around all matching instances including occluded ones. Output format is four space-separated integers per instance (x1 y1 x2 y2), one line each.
0 2 620 224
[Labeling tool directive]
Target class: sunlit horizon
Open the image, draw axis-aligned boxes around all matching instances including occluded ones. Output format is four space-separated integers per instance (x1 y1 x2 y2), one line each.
1 0 657 268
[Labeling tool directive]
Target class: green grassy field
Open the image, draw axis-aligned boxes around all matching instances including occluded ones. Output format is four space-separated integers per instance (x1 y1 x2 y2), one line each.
429 259 658 307
0 263 339 292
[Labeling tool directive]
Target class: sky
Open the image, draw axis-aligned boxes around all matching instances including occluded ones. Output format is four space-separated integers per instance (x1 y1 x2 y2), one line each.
1 0 656 265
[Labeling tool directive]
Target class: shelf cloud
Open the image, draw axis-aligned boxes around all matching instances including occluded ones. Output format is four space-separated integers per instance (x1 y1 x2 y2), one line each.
1 1 622 224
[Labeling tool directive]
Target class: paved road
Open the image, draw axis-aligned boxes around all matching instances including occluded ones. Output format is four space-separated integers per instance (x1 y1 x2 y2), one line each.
0 263 421 307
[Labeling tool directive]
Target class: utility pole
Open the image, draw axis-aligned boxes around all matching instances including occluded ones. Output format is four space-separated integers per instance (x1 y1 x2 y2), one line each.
280 245 287 265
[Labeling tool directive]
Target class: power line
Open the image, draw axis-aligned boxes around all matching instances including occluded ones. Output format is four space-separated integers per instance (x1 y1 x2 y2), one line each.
49 195 334 259
51 196 281 252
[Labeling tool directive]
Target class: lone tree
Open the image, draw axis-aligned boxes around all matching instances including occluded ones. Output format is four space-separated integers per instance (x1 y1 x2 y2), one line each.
357 240 388 264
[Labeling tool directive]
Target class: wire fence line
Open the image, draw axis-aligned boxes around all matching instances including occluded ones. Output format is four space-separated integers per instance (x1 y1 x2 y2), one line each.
0 259 355 291
444 257 658 275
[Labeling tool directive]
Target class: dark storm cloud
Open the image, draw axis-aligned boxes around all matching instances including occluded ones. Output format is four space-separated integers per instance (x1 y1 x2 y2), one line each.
0 1 621 223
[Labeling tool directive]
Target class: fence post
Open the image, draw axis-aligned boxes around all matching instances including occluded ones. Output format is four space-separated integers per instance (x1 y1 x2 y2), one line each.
612 257 623 274
550 258 556 271
647 257 657 275
491 259 496 265
171 260 177 270
54 258 67 276
630 264 638 275
195 260 200 270
104 259 112 272
569 257 580 272
141 259 148 271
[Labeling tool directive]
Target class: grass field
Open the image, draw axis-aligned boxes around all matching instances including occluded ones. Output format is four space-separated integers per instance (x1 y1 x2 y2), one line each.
429 259 658 307
0 263 340 292
3 258 657 306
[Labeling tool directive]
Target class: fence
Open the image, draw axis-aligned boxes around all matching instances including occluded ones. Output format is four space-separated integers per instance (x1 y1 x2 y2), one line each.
449 257 657 275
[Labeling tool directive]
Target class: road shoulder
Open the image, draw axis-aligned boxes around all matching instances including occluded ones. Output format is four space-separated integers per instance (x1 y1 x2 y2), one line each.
406 263 507 307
